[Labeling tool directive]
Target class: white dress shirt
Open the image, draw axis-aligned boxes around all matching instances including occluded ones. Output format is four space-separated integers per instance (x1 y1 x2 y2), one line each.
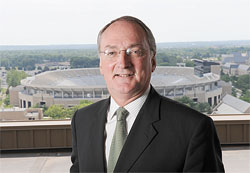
105 86 150 162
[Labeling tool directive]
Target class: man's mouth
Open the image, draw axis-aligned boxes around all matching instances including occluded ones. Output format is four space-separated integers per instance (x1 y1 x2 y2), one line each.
114 74 134 77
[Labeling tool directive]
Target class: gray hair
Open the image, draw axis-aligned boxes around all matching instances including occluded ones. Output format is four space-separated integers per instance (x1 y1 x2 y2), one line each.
97 16 156 55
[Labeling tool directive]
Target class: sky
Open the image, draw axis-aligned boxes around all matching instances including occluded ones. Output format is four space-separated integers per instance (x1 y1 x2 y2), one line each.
0 0 250 45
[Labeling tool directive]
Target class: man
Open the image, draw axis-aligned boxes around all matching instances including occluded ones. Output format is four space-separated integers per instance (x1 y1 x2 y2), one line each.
70 16 224 172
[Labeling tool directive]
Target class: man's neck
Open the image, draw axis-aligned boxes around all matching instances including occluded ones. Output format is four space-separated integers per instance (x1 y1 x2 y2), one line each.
111 85 150 107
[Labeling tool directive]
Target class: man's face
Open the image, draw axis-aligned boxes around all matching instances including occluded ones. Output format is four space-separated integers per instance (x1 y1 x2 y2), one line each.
99 21 156 102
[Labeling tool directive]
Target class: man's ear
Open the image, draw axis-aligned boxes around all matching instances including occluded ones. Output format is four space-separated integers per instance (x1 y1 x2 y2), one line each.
151 54 156 72
99 59 104 75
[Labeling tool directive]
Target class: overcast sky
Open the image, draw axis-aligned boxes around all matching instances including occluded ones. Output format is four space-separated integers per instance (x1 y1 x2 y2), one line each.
0 0 249 45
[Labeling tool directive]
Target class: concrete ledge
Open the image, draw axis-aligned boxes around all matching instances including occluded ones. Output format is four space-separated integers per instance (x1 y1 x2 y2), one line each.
1 116 250 150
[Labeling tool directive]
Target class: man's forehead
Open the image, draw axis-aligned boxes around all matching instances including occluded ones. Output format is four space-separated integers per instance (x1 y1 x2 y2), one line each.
100 21 147 47
103 20 145 36
103 43 144 49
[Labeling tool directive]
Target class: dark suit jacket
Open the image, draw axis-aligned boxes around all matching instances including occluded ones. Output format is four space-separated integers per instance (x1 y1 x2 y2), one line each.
70 87 224 172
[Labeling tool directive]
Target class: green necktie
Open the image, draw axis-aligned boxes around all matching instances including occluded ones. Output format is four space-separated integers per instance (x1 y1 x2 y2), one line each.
107 107 129 172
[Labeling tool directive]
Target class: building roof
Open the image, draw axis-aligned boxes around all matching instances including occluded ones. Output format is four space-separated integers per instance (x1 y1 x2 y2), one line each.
232 52 242 57
213 103 243 114
238 64 250 71
21 67 220 90
221 94 250 113
222 54 248 64
218 80 232 87
223 63 238 69
9 85 24 91
0 107 26 112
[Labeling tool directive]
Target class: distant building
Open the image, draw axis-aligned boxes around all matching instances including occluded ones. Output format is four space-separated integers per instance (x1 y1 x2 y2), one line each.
35 61 70 71
222 52 249 64
176 63 186 67
9 85 24 107
221 63 250 76
237 64 250 75
247 51 250 64
10 67 223 108
193 59 220 77
0 108 43 121
0 67 8 88
221 63 239 75
212 94 250 114
218 81 232 96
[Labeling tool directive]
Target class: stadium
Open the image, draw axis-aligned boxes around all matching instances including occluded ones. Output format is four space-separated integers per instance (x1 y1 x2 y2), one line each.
14 66 222 108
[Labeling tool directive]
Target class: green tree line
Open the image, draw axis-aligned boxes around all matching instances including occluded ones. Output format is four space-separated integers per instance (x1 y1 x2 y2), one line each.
70 57 99 68
7 69 28 87
0 49 98 70
175 96 212 114
44 100 93 119
1 46 250 69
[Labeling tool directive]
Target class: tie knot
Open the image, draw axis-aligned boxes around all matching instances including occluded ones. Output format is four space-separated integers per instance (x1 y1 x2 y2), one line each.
116 107 128 121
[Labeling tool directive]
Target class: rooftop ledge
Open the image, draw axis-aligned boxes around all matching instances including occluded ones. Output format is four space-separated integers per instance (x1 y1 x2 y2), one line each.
1 114 250 127
0 114 249 151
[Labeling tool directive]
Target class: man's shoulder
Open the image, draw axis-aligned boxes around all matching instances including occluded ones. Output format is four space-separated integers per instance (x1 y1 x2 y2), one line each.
158 94 209 122
78 98 109 112
149 87 207 120
155 94 214 137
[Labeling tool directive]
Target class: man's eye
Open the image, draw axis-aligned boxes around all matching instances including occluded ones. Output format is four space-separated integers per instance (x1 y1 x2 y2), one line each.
131 49 143 56
132 50 138 54
104 50 116 56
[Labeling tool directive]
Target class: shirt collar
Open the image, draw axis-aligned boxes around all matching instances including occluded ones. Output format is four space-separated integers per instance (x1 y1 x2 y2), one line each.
108 85 151 121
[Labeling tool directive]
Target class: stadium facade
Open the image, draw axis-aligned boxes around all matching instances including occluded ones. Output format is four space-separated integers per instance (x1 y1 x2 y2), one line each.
11 66 222 108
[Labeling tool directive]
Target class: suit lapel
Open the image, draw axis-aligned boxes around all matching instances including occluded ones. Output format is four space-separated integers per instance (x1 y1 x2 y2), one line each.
115 87 161 172
87 98 110 172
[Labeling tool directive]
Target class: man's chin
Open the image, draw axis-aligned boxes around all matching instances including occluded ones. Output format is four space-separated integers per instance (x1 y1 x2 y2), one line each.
109 85 134 96
113 85 143 96
115 87 133 94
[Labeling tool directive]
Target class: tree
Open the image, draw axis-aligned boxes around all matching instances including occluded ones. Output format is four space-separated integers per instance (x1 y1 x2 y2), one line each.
185 60 194 67
240 90 250 103
232 87 237 97
175 96 196 108
70 57 99 68
235 74 250 92
156 52 180 66
44 100 93 119
194 102 212 114
175 96 212 114
4 95 10 105
6 70 27 87
44 105 65 119
220 73 231 82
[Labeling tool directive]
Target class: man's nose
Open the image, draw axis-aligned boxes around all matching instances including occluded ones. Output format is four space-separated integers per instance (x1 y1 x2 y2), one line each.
117 51 131 68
